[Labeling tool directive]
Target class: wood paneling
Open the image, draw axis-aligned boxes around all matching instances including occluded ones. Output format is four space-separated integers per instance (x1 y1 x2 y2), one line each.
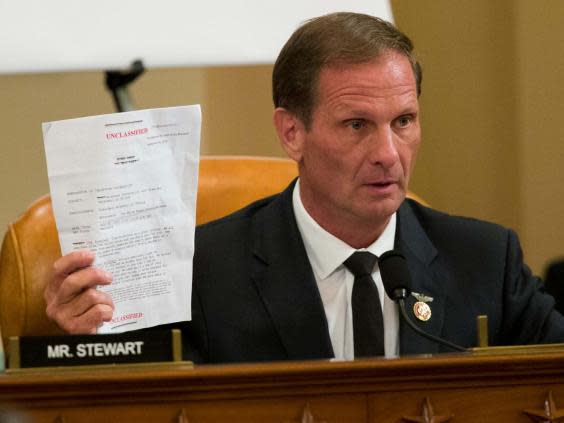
3 352 564 422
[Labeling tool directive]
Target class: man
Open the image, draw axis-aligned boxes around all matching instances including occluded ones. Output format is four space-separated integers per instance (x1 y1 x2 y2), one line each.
44 13 564 363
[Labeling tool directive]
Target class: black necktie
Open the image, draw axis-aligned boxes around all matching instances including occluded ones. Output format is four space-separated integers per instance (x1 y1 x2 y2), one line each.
343 251 385 357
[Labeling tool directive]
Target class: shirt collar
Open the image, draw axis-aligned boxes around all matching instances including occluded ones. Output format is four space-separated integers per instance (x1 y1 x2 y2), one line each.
292 179 397 280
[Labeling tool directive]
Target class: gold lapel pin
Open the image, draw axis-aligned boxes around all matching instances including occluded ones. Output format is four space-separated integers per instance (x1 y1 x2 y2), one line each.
412 292 433 322
413 301 432 321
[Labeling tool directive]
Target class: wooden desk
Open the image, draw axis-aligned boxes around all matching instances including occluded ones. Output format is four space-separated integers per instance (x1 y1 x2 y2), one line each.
2 352 564 422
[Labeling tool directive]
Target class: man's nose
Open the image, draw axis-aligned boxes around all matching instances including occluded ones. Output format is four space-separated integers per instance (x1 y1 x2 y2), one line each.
368 126 400 168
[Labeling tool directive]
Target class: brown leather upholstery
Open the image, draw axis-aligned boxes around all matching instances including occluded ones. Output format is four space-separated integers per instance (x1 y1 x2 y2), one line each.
0 194 63 344
0 155 426 347
196 156 299 224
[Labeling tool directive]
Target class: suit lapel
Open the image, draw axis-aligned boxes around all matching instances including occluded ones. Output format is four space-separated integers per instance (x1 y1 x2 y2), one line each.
249 181 334 360
247 189 450 358
396 201 448 355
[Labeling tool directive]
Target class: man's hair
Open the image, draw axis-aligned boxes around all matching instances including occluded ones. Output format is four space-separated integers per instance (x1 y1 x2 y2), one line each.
272 12 422 128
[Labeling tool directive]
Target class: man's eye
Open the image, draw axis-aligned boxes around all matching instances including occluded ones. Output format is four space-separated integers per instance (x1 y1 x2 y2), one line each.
347 120 365 130
396 115 413 128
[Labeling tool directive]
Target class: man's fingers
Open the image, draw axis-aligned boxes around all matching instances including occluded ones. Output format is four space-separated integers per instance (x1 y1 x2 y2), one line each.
53 250 96 280
57 304 114 334
56 266 112 304
73 288 114 316
45 249 114 334
58 287 114 318
46 288 114 333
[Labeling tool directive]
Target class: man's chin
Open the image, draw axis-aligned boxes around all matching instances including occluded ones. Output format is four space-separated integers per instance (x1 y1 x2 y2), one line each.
356 196 404 221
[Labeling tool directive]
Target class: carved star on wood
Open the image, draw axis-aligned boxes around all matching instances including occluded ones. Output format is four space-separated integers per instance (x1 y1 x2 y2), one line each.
284 403 327 423
176 409 191 423
402 397 453 423
524 391 564 422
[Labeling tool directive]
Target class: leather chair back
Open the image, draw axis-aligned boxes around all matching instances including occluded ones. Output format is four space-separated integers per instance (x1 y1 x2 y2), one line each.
0 155 425 346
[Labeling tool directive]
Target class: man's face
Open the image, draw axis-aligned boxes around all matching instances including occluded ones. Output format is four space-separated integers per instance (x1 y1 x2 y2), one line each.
282 51 421 241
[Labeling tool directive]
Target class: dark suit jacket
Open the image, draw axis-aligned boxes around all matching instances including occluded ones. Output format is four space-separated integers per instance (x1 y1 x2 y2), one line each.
181 181 564 363
545 260 564 315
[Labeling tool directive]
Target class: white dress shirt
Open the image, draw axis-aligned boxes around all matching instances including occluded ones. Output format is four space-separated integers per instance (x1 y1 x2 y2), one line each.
292 180 399 360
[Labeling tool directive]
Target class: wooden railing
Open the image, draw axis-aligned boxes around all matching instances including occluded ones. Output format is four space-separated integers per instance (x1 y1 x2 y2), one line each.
2 351 564 422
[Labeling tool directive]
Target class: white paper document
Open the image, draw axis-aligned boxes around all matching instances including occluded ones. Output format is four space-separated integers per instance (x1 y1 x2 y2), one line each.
43 105 201 333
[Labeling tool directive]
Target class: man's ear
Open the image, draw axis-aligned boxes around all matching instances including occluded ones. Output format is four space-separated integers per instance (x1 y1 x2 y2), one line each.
273 107 306 162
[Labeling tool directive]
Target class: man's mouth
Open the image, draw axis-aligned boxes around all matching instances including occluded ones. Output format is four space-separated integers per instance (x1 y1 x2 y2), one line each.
367 179 397 187
363 180 399 194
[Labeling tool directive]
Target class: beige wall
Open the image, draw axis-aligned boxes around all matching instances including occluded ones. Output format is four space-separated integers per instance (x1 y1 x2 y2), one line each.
391 0 564 274
1 2 563 274
514 0 564 273
393 0 520 230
